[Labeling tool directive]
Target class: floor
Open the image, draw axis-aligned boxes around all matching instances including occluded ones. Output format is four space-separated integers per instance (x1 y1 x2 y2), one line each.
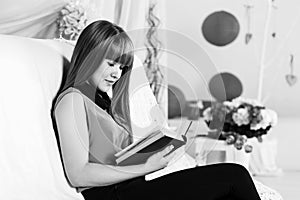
254 170 300 200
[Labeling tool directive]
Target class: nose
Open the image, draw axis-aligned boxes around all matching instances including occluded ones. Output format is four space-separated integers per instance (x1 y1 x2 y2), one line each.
111 64 122 80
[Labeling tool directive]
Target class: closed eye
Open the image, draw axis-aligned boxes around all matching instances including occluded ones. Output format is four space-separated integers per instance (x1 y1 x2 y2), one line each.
107 60 126 70
107 61 115 67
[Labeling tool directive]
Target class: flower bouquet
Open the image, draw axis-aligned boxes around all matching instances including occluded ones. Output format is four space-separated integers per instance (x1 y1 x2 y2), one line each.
202 97 278 153
57 0 87 41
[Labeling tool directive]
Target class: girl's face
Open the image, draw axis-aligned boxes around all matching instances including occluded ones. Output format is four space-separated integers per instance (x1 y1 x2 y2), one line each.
90 59 125 92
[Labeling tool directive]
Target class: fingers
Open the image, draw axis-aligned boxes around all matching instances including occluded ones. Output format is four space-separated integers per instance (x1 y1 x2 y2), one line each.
164 151 176 162
160 145 174 157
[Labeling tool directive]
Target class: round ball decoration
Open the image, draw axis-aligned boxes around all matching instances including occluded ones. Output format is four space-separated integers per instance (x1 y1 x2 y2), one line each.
168 85 186 118
202 11 240 46
209 72 243 102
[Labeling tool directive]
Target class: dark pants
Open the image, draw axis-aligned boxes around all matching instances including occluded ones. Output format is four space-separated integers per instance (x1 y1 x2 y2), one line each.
81 163 261 200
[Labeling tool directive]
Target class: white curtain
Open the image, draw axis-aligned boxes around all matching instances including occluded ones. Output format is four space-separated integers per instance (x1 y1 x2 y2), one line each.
0 0 118 39
0 0 67 38
0 0 151 39
115 0 169 117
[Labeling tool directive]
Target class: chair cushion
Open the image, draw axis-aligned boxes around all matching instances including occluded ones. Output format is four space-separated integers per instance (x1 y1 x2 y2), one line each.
0 34 83 199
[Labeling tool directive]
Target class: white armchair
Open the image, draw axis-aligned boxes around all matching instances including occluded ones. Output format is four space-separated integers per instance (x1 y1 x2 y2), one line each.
0 34 83 199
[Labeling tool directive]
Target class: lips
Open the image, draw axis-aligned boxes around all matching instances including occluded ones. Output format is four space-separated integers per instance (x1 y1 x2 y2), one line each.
105 79 115 85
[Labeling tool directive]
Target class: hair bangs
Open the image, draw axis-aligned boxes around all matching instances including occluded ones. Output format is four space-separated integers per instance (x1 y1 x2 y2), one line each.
106 34 134 68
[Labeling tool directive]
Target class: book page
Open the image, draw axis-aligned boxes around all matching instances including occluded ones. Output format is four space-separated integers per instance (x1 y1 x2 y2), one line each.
115 128 162 157
145 147 197 181
115 132 164 164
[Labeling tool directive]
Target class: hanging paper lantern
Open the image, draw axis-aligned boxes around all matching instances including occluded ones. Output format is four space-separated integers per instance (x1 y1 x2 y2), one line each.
209 72 243 101
168 85 186 118
202 11 240 46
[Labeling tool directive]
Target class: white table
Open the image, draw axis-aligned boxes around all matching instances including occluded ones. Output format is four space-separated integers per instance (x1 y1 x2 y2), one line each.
194 137 251 169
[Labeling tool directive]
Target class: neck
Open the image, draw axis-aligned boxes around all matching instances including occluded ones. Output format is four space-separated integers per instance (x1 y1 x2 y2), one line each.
75 82 111 114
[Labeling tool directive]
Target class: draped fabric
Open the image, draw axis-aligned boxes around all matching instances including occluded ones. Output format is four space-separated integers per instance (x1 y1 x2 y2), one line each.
0 0 167 51
0 0 120 39
0 0 155 39
0 0 67 38
114 0 169 117
115 0 149 31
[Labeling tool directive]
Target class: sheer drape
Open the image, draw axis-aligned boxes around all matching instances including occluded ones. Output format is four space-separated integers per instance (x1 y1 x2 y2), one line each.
0 0 117 39
0 0 150 39
115 0 169 118
0 0 67 38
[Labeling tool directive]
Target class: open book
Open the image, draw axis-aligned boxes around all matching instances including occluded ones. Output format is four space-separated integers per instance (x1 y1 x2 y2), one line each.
115 121 193 166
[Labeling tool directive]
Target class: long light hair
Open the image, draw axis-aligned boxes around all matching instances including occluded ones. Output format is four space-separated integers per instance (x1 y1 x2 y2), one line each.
59 20 134 135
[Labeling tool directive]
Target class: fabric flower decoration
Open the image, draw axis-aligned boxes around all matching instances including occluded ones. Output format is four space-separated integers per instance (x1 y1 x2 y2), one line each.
232 108 250 126
57 1 87 41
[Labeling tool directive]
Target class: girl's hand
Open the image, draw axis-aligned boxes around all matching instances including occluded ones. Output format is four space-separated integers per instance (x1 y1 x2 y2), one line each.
144 145 176 172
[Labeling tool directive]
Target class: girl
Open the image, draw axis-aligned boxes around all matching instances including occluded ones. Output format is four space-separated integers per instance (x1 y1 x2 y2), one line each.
53 20 261 200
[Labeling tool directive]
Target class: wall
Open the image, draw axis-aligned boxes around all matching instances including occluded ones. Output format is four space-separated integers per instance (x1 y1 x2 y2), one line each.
164 0 300 118
163 0 300 170
270 118 300 170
